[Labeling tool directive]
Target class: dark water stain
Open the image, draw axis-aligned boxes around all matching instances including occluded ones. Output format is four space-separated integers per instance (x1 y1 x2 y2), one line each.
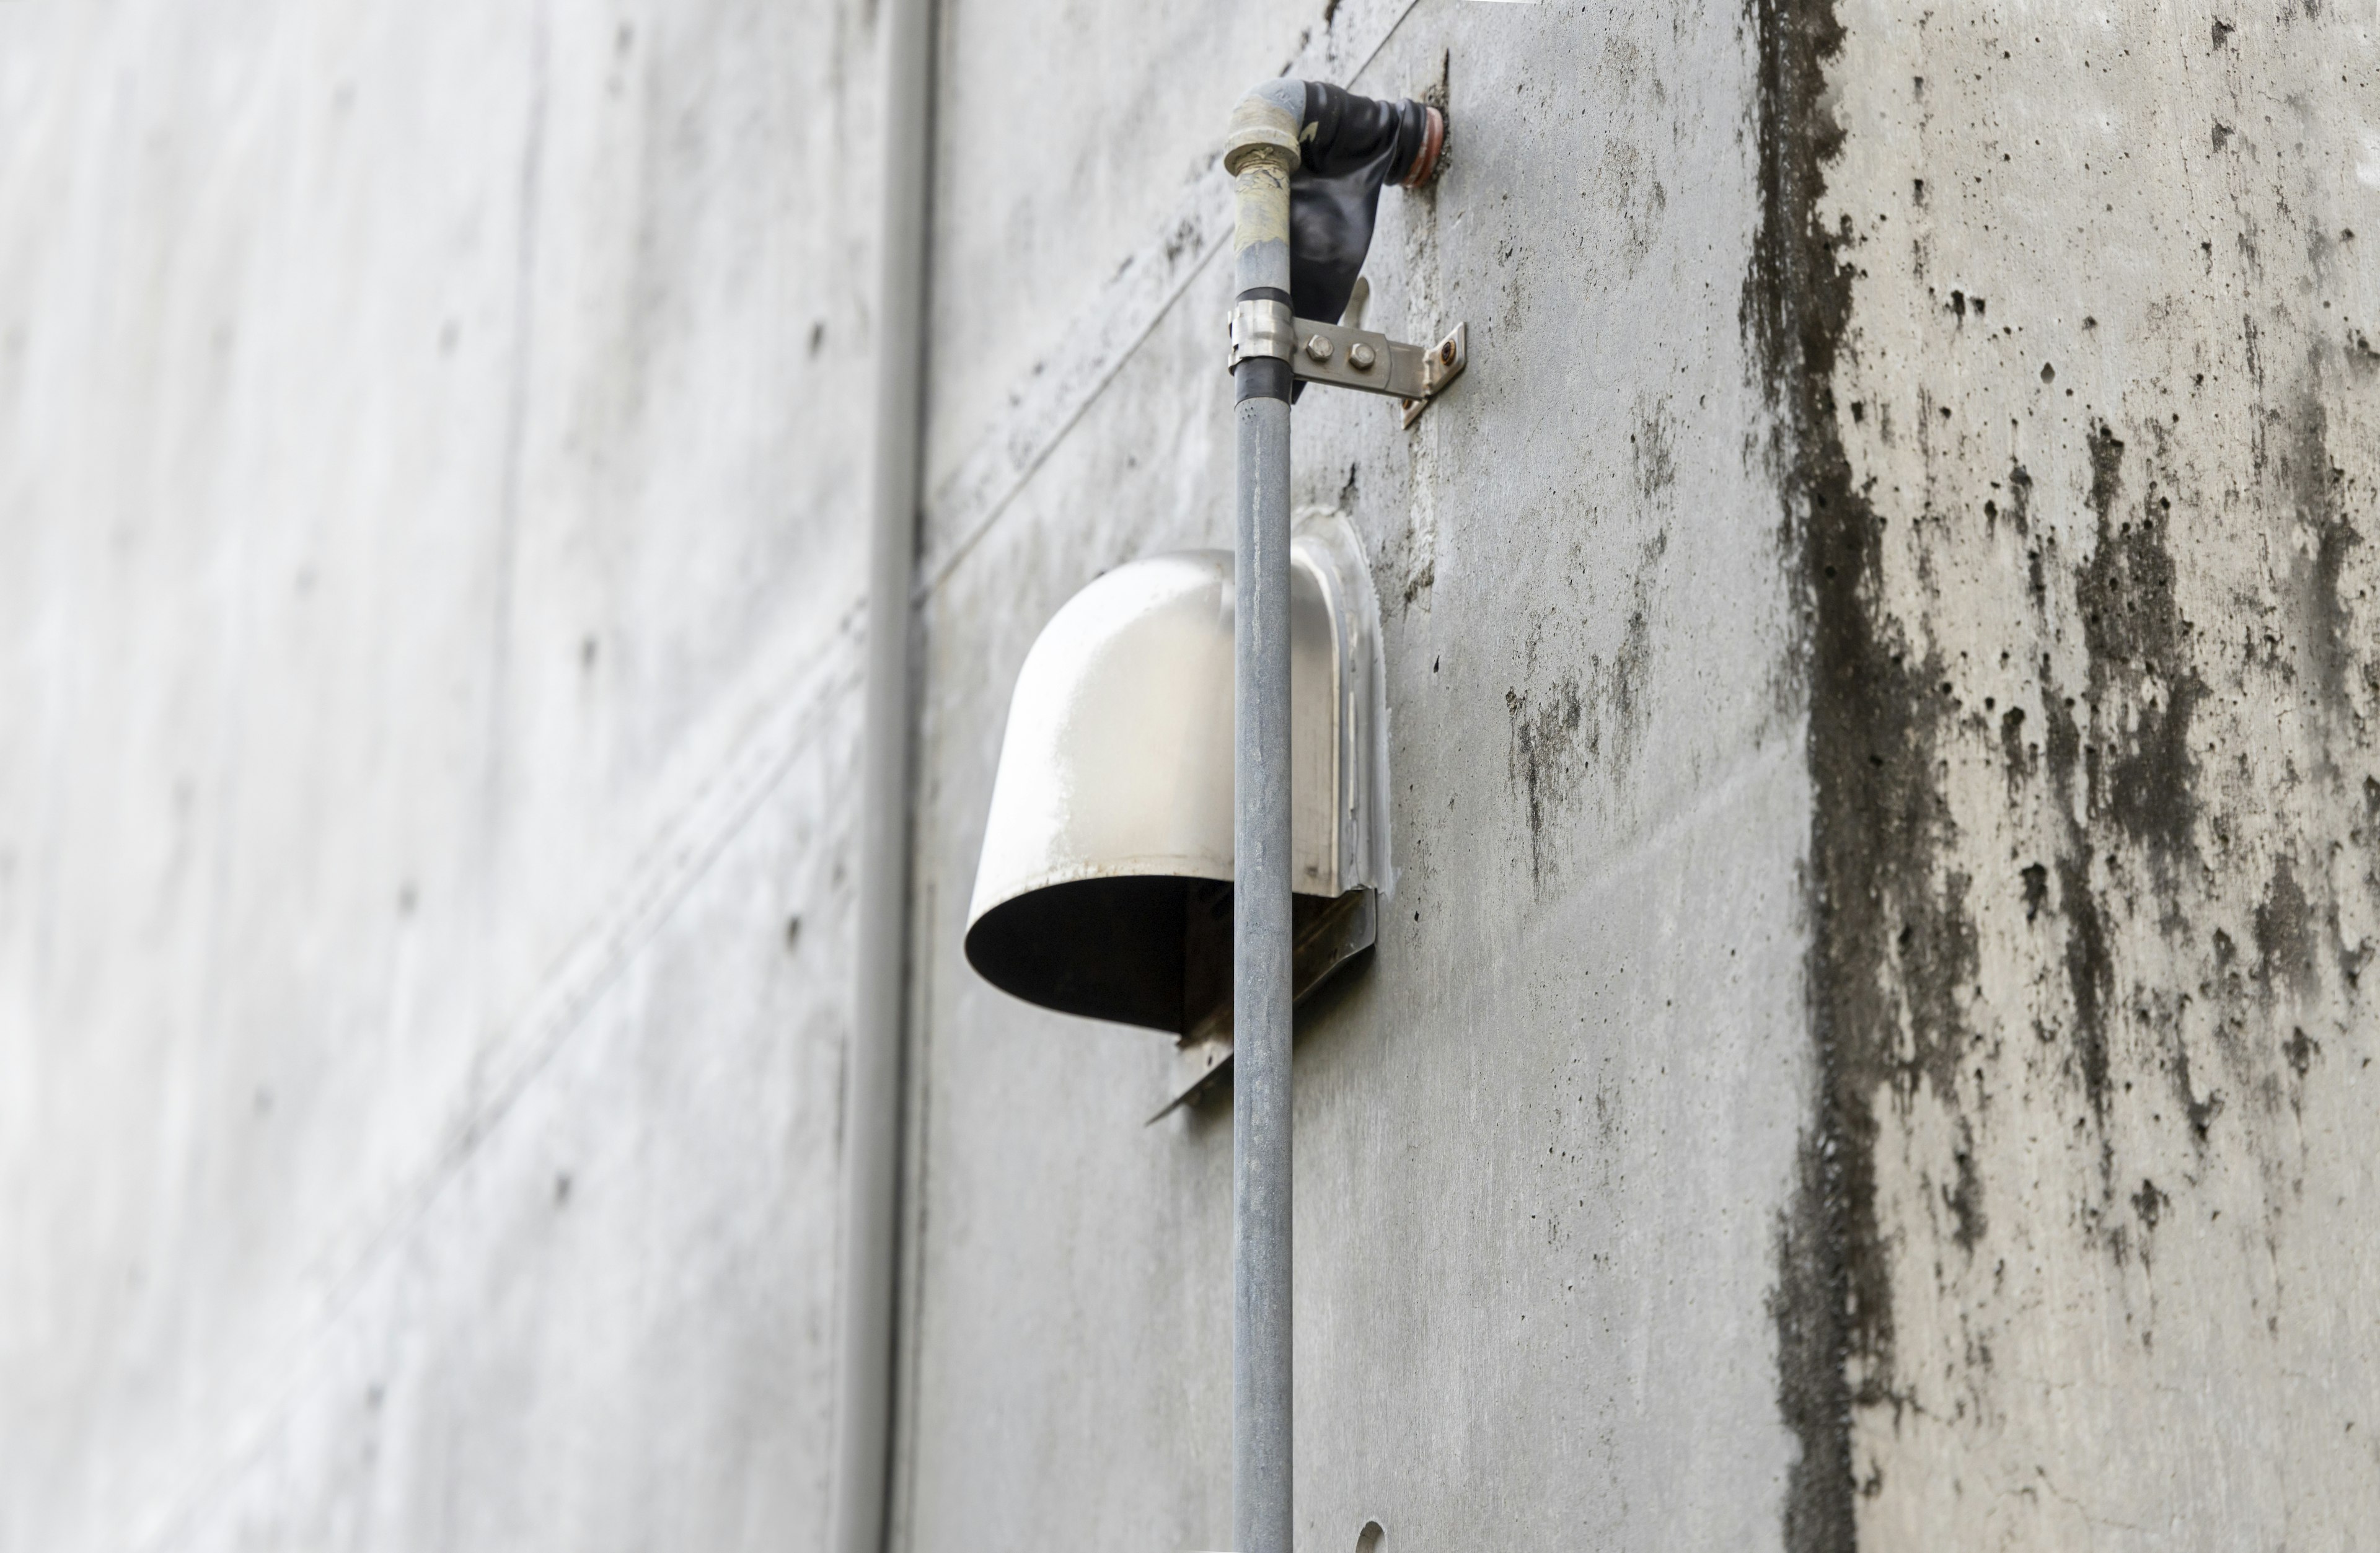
1615 605 1654 734
2087 422 2125 523
1504 539 1662 886
1902 871 1981 1103
1999 705 2034 790
2006 461 2034 536
1946 1138 1986 1252
2131 1176 2169 1231
2174 1042 2226 1142
2058 854 2114 1118
1508 677 1585 883
1634 403 1679 499
2074 424 2205 860
1745 0 1874 1542
2283 377 2363 719
2340 944 2371 993
2039 688 2115 1124
2253 855 2319 997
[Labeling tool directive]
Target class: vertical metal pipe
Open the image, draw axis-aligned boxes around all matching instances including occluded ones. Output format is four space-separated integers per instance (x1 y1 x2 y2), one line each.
1233 387 1293 1553
833 0 932 1547
1223 79 1303 1553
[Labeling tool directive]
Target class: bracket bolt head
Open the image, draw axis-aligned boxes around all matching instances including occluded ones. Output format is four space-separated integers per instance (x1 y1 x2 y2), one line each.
1347 341 1378 371
1439 339 1458 366
1303 334 1334 363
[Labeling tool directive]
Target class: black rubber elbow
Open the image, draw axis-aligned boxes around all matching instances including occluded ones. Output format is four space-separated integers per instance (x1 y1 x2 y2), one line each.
1288 83 1446 327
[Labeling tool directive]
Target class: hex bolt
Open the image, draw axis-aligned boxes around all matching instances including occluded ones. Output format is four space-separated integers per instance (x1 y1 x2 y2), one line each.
1347 341 1377 371
1305 334 1334 363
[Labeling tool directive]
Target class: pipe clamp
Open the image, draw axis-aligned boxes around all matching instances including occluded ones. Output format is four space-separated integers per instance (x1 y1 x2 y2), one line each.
1227 298 1297 370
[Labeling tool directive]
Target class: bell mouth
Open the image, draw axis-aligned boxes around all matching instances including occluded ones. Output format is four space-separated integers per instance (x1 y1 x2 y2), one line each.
964 874 1234 1034
964 873 1376 1038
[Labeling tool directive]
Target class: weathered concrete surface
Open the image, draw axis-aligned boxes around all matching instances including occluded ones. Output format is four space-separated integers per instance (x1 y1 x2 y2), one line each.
11 0 2374 1546
1757 1 2380 1546
906 1 1810 1548
0 2 878 1547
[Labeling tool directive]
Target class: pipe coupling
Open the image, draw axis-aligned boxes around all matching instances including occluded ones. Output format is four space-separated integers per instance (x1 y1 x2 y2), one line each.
1228 297 1296 370
1222 92 1302 176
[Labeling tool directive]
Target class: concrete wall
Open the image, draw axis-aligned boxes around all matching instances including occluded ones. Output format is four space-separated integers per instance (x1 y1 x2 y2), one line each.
3 0 2372 1549
1758 2 2380 1547
904 2 1809 1548
0 1 879 1547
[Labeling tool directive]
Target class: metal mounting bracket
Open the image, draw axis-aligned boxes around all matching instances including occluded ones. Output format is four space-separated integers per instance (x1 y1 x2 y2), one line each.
1149 886 1378 1124
1228 301 1468 423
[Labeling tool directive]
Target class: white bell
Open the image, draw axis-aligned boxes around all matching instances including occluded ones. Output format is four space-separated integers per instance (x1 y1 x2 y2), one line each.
964 514 1388 1098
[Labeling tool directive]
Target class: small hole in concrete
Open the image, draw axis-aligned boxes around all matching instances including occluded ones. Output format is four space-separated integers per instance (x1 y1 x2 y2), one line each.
1356 1522 1385 1553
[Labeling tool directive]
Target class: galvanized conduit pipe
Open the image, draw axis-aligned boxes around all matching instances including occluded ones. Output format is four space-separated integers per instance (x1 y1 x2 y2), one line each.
1222 79 1305 1553
1224 76 1443 1553
832 0 932 1546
